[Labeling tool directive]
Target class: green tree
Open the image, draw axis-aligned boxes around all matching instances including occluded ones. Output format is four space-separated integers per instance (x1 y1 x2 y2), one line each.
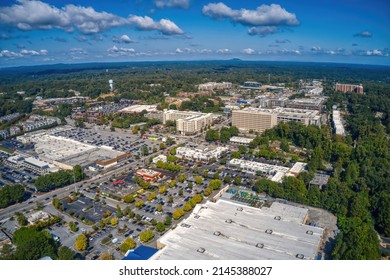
169 180 176 188
16 213 28 226
183 202 193 212
0 184 26 208
234 176 242 185
0 244 15 260
164 215 172 226
178 174 186 183
205 129 219 142
75 234 88 252
135 200 145 208
13 227 57 260
172 208 185 220
194 176 203 185
280 139 290 152
156 222 166 232
119 238 136 254
147 192 157 201
68 221 78 232
204 187 213 196
139 230 155 242
57 246 76 260
99 252 113 260
157 204 163 212
123 194 135 203
224 175 232 184
110 217 118 227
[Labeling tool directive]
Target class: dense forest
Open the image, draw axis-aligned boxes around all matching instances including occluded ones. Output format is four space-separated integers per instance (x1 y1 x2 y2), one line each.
1 61 389 116
0 185 26 209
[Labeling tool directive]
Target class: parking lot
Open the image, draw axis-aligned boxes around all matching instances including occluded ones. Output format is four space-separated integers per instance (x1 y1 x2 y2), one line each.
61 196 116 224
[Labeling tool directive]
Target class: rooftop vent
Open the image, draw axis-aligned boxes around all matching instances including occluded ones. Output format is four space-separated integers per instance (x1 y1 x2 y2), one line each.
197 248 205 253
194 215 200 219
237 207 243 211
296 254 304 259
306 230 313 235
225 219 233 224
274 216 281 220
265 229 273 234
256 243 264 248
181 223 191 228
213 231 221 236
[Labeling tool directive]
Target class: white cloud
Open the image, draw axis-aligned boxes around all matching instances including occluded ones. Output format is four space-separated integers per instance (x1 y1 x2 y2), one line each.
0 48 48 59
0 0 184 35
354 31 372 38
155 0 190 9
216 48 231 54
175 47 212 54
362 49 388 56
70 48 88 55
202 2 299 26
248 26 278 36
113 34 134 44
107 45 136 57
242 48 255 54
128 16 183 35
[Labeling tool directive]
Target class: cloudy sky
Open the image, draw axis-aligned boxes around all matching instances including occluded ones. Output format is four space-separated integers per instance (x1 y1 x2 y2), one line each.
0 0 389 66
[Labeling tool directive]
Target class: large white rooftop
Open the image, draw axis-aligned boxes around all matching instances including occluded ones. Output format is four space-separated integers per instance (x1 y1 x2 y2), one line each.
152 200 323 260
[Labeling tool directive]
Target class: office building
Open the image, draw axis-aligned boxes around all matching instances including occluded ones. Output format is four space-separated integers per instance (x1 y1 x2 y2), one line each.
163 110 213 135
232 108 278 132
335 83 363 94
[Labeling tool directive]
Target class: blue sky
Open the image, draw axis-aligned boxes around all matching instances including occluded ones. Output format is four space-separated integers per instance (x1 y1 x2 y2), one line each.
0 0 389 66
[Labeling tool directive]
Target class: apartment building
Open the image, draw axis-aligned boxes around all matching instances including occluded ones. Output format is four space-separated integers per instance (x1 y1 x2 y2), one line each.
163 110 213 135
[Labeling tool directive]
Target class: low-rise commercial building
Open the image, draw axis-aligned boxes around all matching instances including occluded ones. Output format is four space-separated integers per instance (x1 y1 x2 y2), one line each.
136 169 162 181
152 200 323 260
152 155 167 164
176 146 228 162
229 136 254 145
228 159 306 183
6 154 56 175
118 105 158 114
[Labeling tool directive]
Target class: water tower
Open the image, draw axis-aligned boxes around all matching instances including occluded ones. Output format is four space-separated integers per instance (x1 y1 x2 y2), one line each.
109 79 114 91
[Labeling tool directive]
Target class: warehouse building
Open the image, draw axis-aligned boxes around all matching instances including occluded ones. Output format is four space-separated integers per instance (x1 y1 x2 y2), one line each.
152 200 323 260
